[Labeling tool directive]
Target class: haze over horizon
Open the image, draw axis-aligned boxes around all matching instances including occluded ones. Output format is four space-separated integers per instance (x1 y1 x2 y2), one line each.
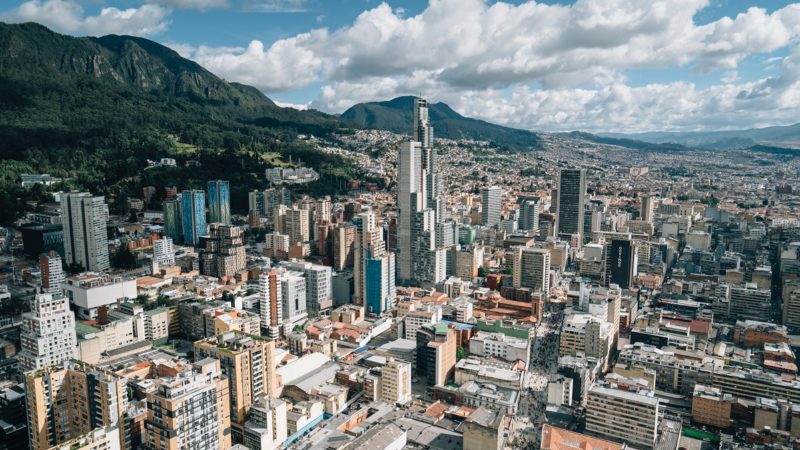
2 0 800 133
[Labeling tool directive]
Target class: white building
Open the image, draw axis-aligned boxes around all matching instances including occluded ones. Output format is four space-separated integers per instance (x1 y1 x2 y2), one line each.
40 251 65 294
468 331 530 366
403 306 442 340
63 273 137 320
281 270 308 331
244 397 288 450
18 293 77 372
153 237 175 267
511 247 551 292
285 260 333 313
61 192 110 272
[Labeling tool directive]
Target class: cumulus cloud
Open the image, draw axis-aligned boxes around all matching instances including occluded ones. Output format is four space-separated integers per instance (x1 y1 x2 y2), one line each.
1 0 170 37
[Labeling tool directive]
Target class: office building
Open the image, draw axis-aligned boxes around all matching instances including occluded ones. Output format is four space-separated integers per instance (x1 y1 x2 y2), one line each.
285 261 333 313
162 198 182 244
208 180 231 225
381 359 412 405
61 192 110 272
481 187 503 227
281 270 308 329
365 251 396 315
353 211 395 309
21 223 64 258
556 169 586 242
586 385 660 449
143 359 231 450
640 195 655 223
333 223 355 271
199 224 246 278
518 198 540 232
416 323 457 386
152 237 175 267
40 251 64 294
63 273 137 320
181 190 206 246
18 293 77 372
25 363 127 450
194 333 278 443
396 98 447 286
511 247 551 292
607 239 637 289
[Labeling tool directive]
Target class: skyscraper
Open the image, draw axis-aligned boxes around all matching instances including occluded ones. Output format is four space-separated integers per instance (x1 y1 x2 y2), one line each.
39 251 64 294
18 293 76 373
208 180 231 225
198 224 246 278
258 270 283 338
511 247 551 293
163 198 182 244
396 98 447 286
61 192 110 272
556 169 586 242
481 187 503 227
606 239 637 289
181 190 206 246
640 195 655 223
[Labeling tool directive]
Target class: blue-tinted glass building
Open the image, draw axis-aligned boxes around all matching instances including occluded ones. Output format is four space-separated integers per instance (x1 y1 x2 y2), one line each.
182 190 206 246
207 180 231 225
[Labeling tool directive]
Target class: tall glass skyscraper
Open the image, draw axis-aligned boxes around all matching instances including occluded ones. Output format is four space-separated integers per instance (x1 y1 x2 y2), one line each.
182 190 206 246
556 168 586 242
163 198 183 244
208 180 231 225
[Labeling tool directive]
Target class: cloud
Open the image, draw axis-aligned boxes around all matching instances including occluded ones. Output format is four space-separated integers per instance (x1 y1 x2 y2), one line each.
1 0 170 37
146 0 229 10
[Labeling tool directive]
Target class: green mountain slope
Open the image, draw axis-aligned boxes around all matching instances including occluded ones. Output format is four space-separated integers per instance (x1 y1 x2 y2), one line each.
341 96 541 150
601 123 800 150
0 22 354 223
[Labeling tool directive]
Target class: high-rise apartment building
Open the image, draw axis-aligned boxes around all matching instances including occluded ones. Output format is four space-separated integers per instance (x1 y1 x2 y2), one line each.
397 98 448 286
25 363 127 450
511 247 551 293
143 359 231 450
276 207 310 244
181 190 206 246
40 250 64 294
258 270 283 338
18 293 77 372
285 261 333 313
194 333 278 443
353 211 395 311
332 223 355 271
153 237 175 267
243 397 288 450
208 180 231 225
280 270 308 330
556 169 586 242
199 224 246 278
481 187 504 227
61 192 110 272
162 198 182 244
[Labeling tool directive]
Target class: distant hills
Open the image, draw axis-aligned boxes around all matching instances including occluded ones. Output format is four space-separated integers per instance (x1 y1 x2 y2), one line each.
341 96 541 150
601 123 800 150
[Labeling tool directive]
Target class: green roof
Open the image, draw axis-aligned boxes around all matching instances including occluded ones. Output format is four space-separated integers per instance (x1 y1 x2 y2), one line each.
74 322 102 339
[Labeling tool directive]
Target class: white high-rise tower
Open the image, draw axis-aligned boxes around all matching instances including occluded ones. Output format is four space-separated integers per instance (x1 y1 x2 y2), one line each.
61 192 110 272
18 293 77 372
397 98 448 286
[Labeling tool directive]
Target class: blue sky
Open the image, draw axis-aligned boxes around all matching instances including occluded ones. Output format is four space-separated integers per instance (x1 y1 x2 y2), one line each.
3 0 800 132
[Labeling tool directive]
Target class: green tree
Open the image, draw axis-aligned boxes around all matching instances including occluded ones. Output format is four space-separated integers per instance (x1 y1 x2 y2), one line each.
111 246 137 270
477 266 488 278
456 346 468 361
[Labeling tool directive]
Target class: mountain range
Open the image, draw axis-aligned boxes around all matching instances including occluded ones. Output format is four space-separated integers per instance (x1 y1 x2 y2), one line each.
601 123 800 150
341 96 541 150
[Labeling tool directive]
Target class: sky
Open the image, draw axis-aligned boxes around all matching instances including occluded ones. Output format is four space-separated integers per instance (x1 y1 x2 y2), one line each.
2 0 800 133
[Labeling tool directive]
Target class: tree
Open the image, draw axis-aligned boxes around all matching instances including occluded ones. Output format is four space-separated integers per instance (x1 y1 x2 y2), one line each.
111 246 137 270
456 346 468 361
477 266 488 278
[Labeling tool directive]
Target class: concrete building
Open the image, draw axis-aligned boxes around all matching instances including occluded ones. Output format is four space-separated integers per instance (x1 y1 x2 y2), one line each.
61 192 110 272
518 198 540 232
332 223 355 271
468 331 530 365
640 195 655 223
463 406 508 450
143 359 231 450
281 270 308 330
152 237 175 267
199 224 246 278
481 187 503 227
25 363 127 450
63 273 137 320
352 211 395 312
586 385 660 449
243 397 288 450
691 384 733 429
511 247 551 292
40 251 64 294
284 260 333 313
162 198 182 244
727 283 773 322
194 332 278 443
18 293 77 372
556 169 586 242
381 359 412 405
416 323 457 386
258 270 283 338
560 313 614 367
